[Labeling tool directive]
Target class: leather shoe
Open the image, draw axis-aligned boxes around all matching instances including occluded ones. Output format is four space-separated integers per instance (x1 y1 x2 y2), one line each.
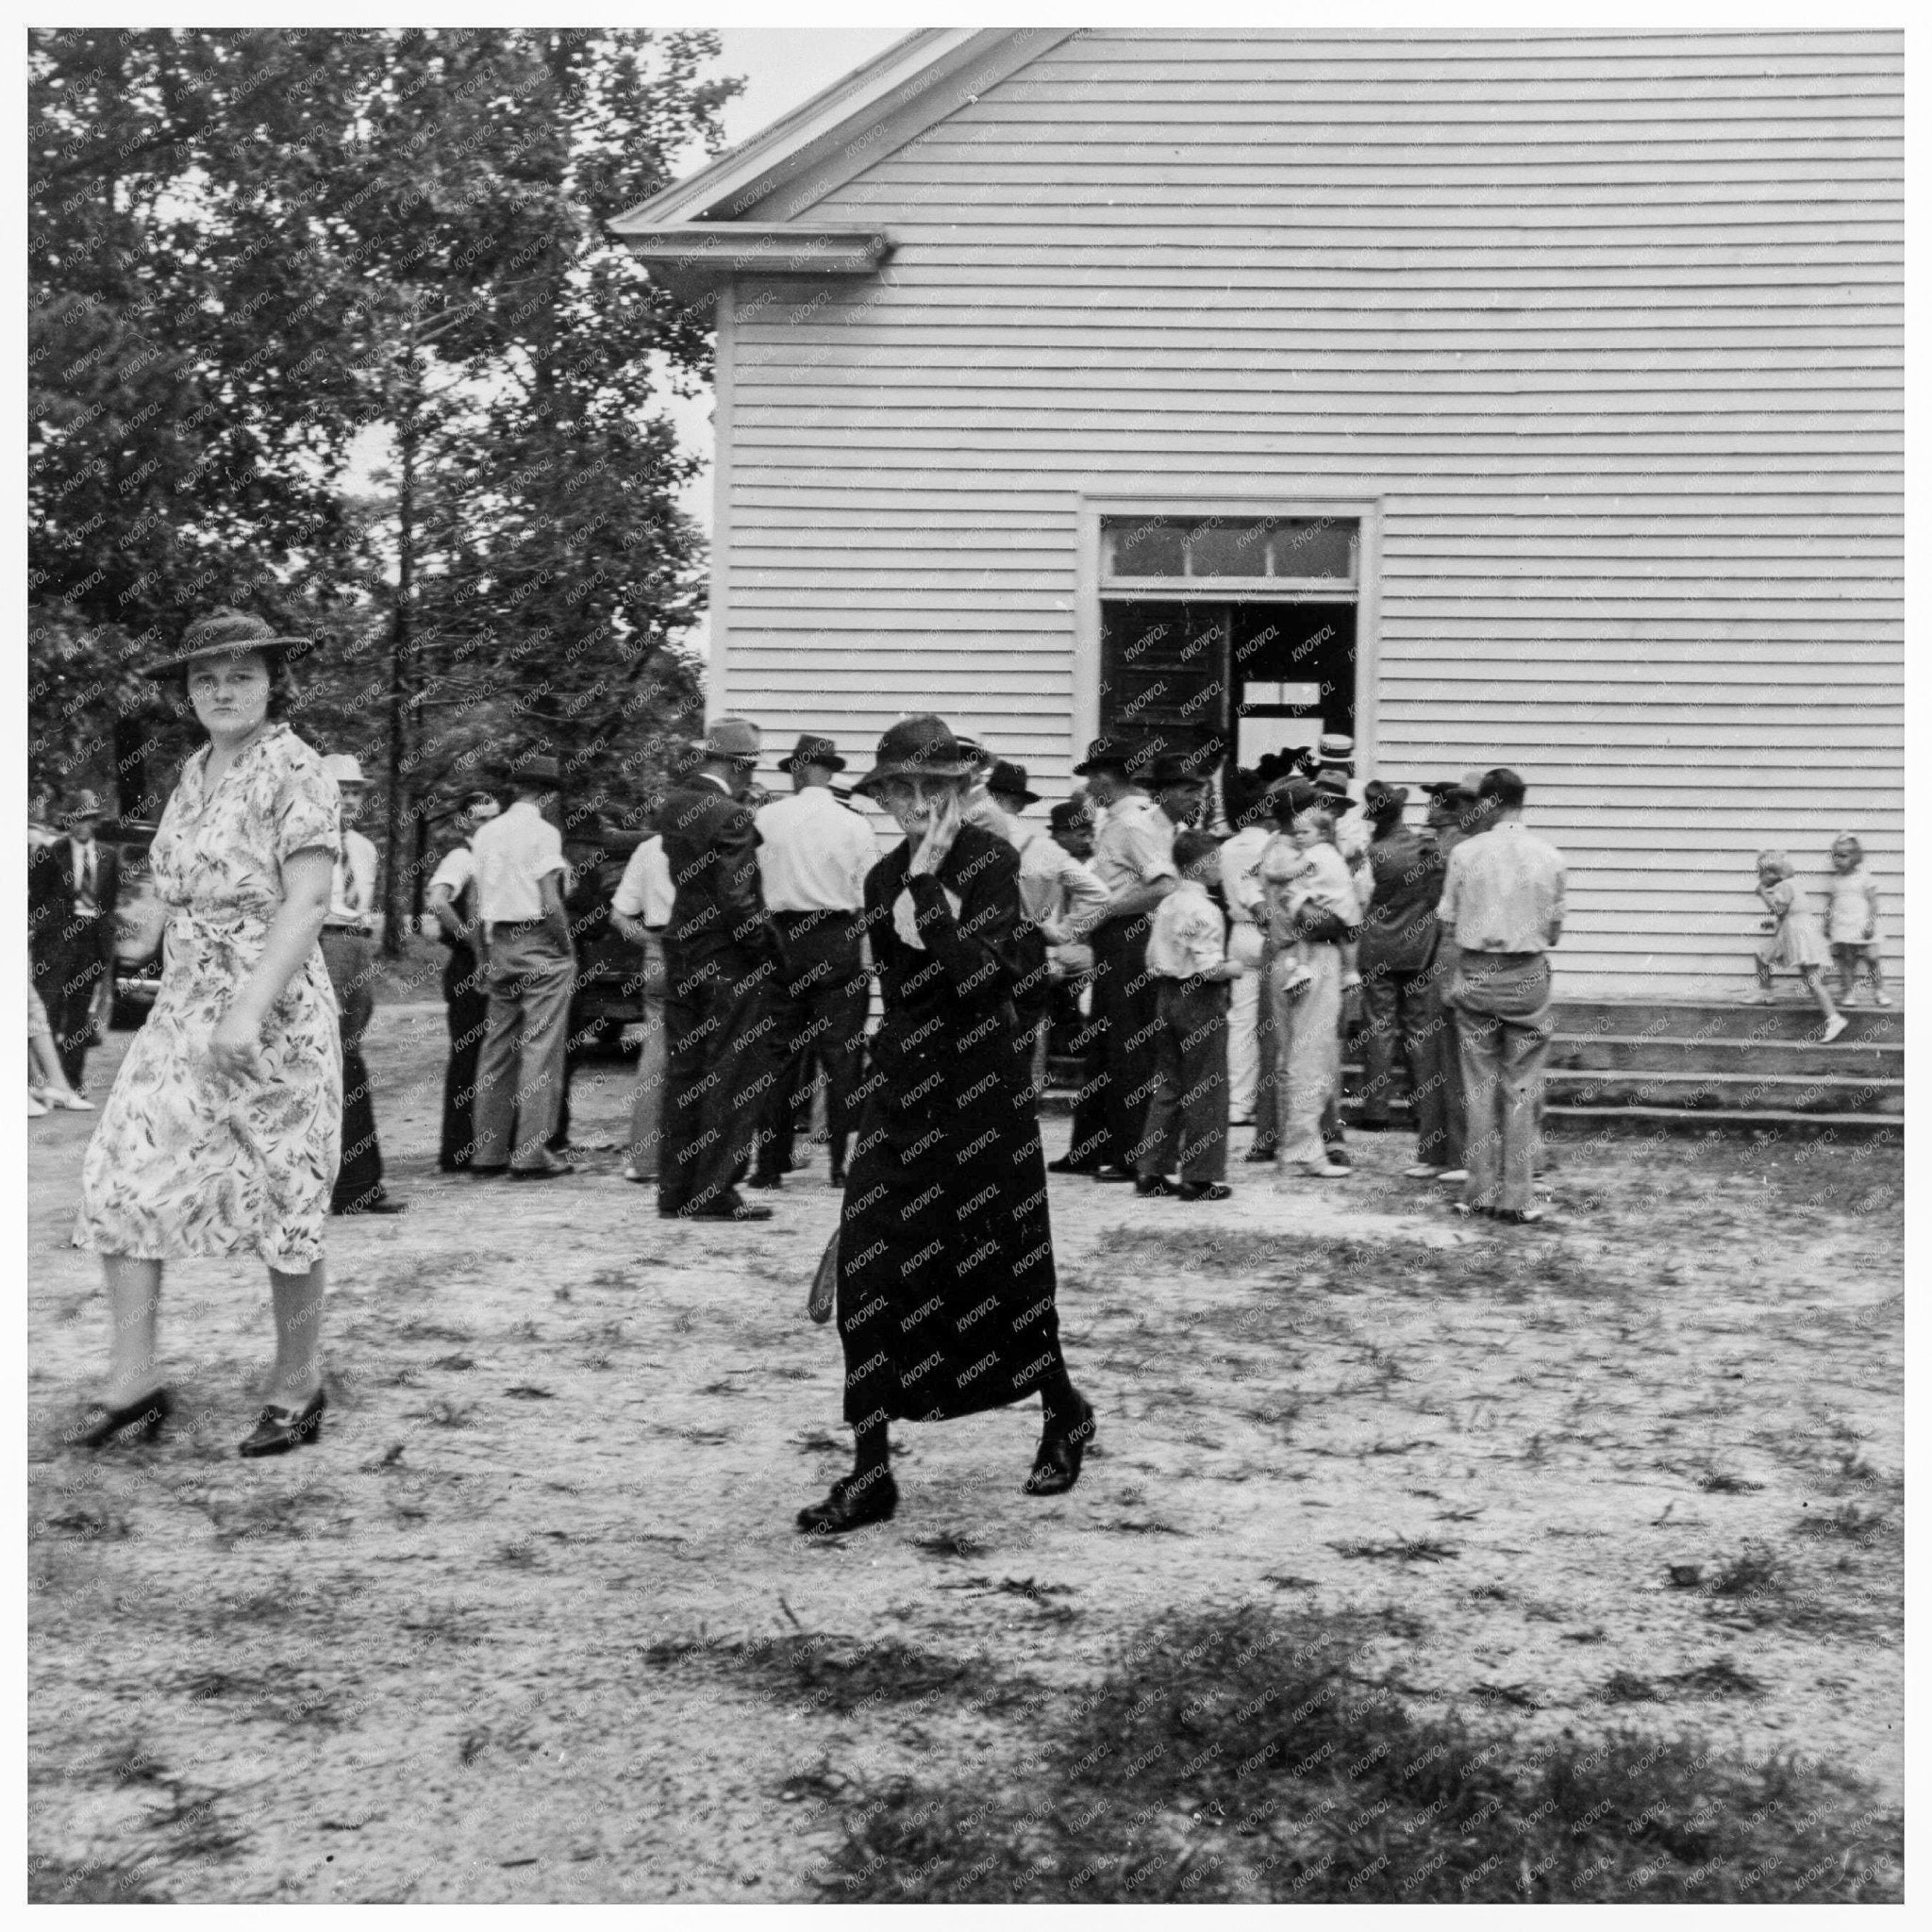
508 1164 575 1181
1047 1155 1100 1175
1242 1144 1276 1164
337 1195 408 1215
1134 1174 1175 1197
71 1387 173 1450
797 1468 898 1534
1091 1165 1136 1184
1176 1181 1232 1202
238 1387 326 1457
680 1202 774 1222
1024 1391 1096 1496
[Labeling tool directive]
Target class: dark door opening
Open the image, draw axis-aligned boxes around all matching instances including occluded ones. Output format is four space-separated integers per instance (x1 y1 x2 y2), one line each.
1100 598 1357 788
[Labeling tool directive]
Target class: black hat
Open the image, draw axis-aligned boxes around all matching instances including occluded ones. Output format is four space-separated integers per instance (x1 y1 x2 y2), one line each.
1145 754 1210 791
148 606 311 677
787 734 846 773
1072 736 1137 777
1048 800 1091 834
1312 768 1352 799
852 714 978 796
1267 776 1320 820
1363 779 1409 812
1422 773 1481 802
509 750 562 788
987 759 1039 805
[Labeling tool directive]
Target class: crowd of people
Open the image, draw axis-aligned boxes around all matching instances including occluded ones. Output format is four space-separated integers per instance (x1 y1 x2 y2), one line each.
40 601 1881 1524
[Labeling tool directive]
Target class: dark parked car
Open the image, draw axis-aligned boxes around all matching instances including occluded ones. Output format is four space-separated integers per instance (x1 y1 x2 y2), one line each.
562 822 649 1055
102 820 167 1028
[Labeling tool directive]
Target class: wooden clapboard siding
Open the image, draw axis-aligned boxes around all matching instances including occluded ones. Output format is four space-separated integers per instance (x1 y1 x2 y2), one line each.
715 26 1902 998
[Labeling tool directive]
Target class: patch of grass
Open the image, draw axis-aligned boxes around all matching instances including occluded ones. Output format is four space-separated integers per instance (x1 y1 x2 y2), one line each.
1694 1469 1764 1495
28 1855 172 1904
1661 1657 1765 1701
811 1605 1902 1903
391 1318 474 1345
34 1498 132 1542
1794 1502 1890 1541
649 1630 1021 1720
1599 1671 1658 1704
424 1398 475 1430
912 1530 985 1560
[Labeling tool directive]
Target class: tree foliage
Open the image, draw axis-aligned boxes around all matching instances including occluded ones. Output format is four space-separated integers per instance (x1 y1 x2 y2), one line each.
29 27 739 924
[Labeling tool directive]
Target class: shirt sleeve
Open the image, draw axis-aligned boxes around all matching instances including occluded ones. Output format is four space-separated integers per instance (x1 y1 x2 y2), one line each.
348 833 378 909
611 841 652 919
427 846 473 898
1546 856 1567 946
1059 853 1111 941
1177 898 1226 974
1126 812 1179 884
1437 843 1464 940
276 753 342 866
528 821 567 882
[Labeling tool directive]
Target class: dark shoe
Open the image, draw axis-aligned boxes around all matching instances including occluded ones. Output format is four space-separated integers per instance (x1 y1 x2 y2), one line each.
508 1163 575 1181
1047 1155 1101 1175
1492 1207 1548 1225
796 1468 898 1534
469 1164 510 1178
71 1387 173 1450
1354 1117 1391 1133
337 1196 408 1215
1176 1182 1232 1203
1024 1391 1096 1497
1242 1143 1276 1164
747 1173 784 1191
238 1388 326 1458
1091 1165 1136 1184
1134 1174 1176 1197
684 1202 774 1222
1323 1144 1352 1170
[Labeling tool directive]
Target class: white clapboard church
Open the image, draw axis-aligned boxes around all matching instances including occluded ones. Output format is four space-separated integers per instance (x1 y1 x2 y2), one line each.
612 26 1903 1009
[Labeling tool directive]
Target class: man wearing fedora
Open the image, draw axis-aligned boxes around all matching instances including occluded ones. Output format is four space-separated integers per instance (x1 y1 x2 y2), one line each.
750 733 879 1191
317 753 403 1213
28 787 122 1092
658 718 786 1221
470 749 578 1180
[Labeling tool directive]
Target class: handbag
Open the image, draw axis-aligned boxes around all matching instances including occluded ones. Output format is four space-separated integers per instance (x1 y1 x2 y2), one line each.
808 1228 839 1325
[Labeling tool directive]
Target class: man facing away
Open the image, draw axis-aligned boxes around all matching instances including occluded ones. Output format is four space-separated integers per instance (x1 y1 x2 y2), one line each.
27 787 120 1092
989 759 1108 1101
470 750 577 1180
426 787 502 1173
320 754 404 1215
1437 767 1565 1224
609 804 676 1188
658 718 786 1222
750 733 878 1191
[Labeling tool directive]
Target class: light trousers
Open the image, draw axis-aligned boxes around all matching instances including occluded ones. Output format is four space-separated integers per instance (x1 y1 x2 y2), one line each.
1452 950 1553 1215
1272 943 1343 1170
1225 922 1266 1119
474 926 575 1172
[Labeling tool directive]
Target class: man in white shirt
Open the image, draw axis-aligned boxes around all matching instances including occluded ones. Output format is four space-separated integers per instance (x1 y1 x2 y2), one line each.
1439 767 1566 1223
426 788 501 1172
469 751 577 1179
609 820 675 1185
319 754 403 1214
1218 771 1274 1127
990 759 1108 1099
750 734 878 1190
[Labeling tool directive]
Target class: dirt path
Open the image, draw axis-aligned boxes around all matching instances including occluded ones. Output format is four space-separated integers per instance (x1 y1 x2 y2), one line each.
28 1002 1903 1902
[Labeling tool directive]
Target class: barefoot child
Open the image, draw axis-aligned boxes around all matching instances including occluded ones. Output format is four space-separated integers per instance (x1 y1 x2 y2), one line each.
1824 835 1889 1007
1755 850 1846 1041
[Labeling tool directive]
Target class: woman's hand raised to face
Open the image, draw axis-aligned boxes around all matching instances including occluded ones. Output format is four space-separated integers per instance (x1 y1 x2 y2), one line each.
909 787 961 878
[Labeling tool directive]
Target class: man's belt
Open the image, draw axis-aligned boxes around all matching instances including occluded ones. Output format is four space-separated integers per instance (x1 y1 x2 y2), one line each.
322 922 373 937
771 906 862 923
490 919 551 932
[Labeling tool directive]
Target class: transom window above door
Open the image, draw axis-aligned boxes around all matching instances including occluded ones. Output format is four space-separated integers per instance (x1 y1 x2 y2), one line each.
1101 516 1358 593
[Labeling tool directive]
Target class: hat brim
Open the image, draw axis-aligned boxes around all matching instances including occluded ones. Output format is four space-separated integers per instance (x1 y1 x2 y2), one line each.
993 785 1041 806
852 758 977 797
148 637 308 677
1072 757 1134 777
791 753 847 772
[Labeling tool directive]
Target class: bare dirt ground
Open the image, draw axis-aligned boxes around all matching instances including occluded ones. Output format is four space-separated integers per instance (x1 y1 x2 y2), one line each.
28 996 1904 1902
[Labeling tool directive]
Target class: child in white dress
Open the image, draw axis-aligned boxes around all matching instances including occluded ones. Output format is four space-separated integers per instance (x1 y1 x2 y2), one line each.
1824 835 1889 1007
1754 850 1845 1041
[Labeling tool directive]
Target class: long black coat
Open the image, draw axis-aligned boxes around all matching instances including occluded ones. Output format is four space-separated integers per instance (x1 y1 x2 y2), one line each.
836 822 1062 1424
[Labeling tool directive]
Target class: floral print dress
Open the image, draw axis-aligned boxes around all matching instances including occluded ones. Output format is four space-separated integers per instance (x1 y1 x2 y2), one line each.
75 724 343 1268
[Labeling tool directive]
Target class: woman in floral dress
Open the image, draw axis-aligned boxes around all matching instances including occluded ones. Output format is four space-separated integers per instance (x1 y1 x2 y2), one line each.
72 609 344 1457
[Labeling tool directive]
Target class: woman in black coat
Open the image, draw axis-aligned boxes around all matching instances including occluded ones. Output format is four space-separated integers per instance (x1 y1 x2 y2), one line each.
798 715 1093 1535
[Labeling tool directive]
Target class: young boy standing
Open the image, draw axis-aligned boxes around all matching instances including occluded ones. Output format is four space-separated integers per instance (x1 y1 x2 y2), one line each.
1133 829 1246 1203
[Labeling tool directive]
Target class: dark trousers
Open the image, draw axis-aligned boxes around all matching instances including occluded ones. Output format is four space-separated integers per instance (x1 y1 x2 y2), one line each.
321 930 386 1209
658 945 779 1217
31 941 108 1089
1090 912 1163 1171
439 941 488 1171
1135 979 1231 1184
1359 959 1435 1129
756 910 868 1179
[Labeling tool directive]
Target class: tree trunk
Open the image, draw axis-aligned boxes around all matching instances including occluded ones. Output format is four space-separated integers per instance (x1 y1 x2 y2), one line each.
382 370 418 958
